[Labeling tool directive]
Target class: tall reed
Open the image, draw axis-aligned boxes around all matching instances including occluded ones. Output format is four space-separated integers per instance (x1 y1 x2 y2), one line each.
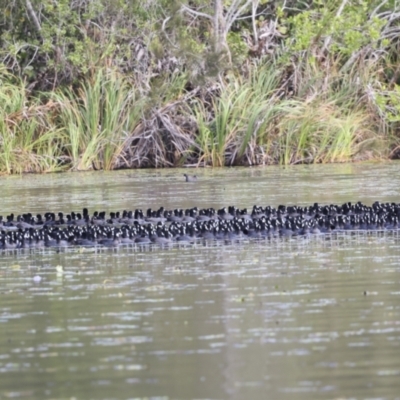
53 70 143 171
194 62 282 166
0 69 64 174
275 64 383 164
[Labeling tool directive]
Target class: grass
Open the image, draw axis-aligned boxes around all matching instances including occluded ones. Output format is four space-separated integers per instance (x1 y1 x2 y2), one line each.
0 69 64 174
0 57 393 174
275 66 385 165
53 69 143 171
193 60 383 167
194 62 282 166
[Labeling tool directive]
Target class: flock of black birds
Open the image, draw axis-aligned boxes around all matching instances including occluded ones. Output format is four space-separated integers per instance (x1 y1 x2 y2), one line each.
0 200 400 251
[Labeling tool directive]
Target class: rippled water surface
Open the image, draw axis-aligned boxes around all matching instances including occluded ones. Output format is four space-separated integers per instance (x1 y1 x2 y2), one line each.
1 163 400 400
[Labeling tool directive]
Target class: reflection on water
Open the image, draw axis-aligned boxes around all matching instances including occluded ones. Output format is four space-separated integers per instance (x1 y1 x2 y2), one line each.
0 163 400 399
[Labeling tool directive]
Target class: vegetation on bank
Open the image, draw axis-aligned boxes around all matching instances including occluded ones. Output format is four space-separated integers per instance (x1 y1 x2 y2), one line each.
0 0 399 173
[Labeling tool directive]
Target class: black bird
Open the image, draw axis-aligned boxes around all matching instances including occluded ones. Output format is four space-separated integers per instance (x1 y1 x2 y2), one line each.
183 173 197 182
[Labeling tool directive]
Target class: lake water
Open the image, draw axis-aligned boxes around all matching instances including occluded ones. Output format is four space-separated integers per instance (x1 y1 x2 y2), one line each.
1 163 400 400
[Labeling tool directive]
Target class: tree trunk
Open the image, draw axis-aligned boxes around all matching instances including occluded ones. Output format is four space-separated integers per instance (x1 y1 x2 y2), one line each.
214 0 226 54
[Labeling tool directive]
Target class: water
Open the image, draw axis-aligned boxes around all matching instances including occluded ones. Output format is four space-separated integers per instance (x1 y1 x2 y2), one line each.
1 163 400 399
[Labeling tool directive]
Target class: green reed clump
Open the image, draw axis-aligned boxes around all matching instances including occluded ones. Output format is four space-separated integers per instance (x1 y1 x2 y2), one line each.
192 59 385 166
274 65 384 164
276 102 370 164
0 69 64 174
53 70 143 171
194 62 282 166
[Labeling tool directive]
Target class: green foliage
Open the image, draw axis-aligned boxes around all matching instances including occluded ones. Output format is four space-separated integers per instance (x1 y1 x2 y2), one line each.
375 85 400 124
0 0 397 91
285 0 389 58
0 0 181 89
227 32 248 67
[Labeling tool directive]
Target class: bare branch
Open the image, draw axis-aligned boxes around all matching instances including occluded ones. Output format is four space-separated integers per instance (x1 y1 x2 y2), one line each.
371 0 388 18
252 0 259 46
180 4 213 20
25 0 42 33
226 0 252 31
161 16 180 50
